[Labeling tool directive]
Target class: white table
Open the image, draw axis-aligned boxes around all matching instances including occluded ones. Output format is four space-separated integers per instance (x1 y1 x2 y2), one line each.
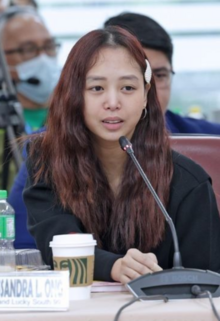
1 292 220 320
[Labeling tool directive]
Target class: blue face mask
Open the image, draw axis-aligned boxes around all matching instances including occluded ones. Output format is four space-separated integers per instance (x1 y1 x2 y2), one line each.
15 54 61 104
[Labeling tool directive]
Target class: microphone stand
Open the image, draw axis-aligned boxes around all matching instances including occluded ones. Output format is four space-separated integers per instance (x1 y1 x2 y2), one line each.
0 35 25 190
119 136 220 300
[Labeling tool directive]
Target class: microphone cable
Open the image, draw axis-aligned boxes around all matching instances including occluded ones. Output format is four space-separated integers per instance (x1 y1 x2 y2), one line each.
191 285 220 321
113 294 168 321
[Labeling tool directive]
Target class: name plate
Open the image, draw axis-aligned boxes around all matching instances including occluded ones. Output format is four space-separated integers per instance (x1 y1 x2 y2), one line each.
0 270 69 311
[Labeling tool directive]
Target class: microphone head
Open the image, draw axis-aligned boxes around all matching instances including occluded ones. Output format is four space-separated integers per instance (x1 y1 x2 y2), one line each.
26 78 40 85
119 136 133 154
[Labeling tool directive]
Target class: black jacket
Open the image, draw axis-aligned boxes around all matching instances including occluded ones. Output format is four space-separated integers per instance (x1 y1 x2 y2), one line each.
23 151 220 281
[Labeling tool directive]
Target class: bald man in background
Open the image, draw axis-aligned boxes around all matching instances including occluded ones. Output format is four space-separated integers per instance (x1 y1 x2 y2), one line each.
1 6 61 132
0 0 9 11
9 0 38 8
0 6 61 249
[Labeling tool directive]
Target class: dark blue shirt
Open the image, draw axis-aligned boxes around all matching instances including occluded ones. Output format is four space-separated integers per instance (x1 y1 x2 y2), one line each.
166 110 220 134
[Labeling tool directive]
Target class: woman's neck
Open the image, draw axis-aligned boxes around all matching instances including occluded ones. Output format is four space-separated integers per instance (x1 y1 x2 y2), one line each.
93 140 127 196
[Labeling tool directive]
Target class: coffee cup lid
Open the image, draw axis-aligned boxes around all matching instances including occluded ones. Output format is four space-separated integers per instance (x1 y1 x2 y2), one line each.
49 233 96 247
49 242 96 248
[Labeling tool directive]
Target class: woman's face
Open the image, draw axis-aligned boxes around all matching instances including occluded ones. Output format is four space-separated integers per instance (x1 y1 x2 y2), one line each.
84 46 148 145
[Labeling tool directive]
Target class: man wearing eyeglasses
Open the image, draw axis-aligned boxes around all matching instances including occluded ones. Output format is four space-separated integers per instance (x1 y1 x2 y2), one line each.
104 13 220 134
1 6 61 250
1 6 61 133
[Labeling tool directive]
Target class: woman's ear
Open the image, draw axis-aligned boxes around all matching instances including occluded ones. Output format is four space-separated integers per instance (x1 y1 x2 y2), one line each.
146 83 151 90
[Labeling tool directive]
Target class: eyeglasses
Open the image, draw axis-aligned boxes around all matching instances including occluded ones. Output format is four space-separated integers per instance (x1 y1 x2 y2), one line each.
152 68 175 89
4 39 61 60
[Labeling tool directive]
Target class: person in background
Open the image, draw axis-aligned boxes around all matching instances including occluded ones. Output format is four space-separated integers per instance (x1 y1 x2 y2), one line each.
23 26 220 282
0 0 9 11
0 6 61 248
104 12 220 134
9 0 38 9
1 6 60 133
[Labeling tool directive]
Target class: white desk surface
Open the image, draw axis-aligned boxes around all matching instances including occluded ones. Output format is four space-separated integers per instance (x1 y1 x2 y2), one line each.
1 292 220 321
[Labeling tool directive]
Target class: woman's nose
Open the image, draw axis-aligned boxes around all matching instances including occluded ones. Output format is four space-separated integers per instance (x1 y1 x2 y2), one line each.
104 90 121 110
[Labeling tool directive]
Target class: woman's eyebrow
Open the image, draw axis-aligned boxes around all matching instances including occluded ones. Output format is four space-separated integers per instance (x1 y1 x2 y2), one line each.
86 76 106 82
119 75 139 81
86 75 139 82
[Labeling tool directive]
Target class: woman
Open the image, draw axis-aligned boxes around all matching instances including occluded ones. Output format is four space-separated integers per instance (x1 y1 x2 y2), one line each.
23 26 220 284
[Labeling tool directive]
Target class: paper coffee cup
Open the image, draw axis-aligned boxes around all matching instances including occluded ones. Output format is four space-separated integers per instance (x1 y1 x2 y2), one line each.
50 234 96 301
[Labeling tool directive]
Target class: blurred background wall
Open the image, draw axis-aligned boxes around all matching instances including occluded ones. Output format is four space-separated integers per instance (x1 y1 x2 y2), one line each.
37 0 220 122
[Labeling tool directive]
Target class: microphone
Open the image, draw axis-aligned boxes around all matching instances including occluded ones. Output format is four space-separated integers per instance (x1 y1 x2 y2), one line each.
119 136 220 299
119 136 182 268
26 77 40 85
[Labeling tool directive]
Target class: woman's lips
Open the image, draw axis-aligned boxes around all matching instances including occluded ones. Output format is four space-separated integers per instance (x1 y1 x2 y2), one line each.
102 117 123 131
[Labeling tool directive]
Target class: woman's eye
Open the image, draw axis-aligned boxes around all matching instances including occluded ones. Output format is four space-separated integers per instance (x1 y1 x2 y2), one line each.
122 86 135 91
91 86 103 91
154 73 168 79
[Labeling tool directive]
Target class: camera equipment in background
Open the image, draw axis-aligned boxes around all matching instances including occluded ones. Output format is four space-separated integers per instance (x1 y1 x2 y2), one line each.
0 43 25 190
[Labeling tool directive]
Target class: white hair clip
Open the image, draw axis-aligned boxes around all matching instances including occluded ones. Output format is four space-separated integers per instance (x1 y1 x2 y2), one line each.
144 59 152 84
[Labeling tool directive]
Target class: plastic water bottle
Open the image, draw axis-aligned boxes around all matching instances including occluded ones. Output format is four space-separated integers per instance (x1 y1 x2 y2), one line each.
0 190 16 272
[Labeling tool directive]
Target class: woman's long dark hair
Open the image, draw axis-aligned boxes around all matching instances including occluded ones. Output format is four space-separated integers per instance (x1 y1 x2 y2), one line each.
30 26 173 253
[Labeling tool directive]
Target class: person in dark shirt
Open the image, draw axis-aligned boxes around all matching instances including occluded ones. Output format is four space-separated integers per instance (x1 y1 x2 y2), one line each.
104 12 220 134
8 11 220 252
23 26 220 283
